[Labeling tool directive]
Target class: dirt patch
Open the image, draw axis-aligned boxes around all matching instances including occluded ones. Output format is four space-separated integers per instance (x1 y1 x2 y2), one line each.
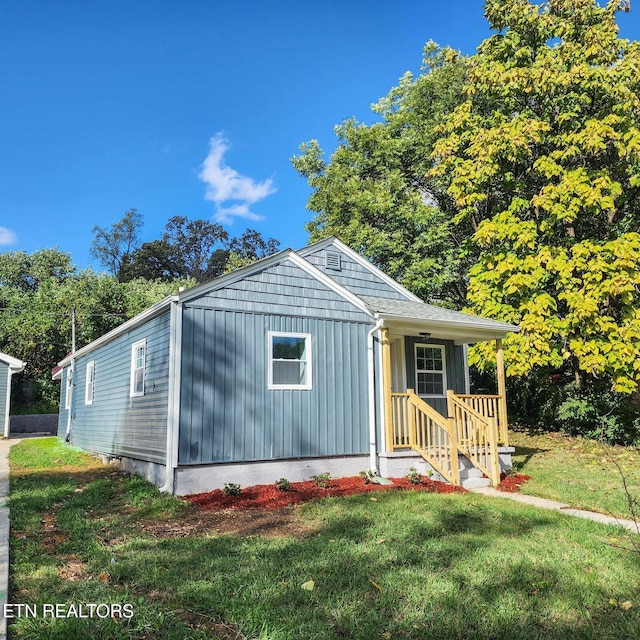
175 610 246 639
57 555 90 582
138 506 311 539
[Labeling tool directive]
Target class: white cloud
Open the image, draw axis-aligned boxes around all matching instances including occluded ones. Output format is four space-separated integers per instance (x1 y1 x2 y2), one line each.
199 134 276 223
0 227 17 246
213 204 265 224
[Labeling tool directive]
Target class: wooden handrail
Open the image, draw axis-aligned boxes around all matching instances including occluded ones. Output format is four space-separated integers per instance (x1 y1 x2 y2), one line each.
447 392 488 423
454 393 508 445
447 390 501 486
390 390 459 485
389 390 503 487
406 390 449 425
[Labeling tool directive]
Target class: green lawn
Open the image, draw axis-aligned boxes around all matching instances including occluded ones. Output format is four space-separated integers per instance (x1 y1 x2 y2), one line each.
509 428 640 520
7 437 640 640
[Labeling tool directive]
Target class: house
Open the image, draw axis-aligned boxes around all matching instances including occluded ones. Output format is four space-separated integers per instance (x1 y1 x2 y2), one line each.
1 352 26 438
54 237 519 494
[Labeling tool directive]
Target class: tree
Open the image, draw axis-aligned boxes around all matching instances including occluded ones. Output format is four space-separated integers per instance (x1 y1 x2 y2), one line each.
90 209 143 280
123 215 229 283
162 215 228 282
0 256 189 412
123 218 280 282
0 248 75 291
430 0 640 396
292 43 470 306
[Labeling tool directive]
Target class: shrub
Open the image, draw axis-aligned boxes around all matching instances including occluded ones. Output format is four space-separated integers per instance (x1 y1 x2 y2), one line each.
407 467 422 485
359 470 375 484
555 382 640 445
311 472 331 488
502 367 640 446
275 478 291 492
223 483 241 497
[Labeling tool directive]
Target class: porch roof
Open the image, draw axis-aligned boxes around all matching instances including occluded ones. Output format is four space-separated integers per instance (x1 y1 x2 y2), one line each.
0 351 26 372
360 296 519 344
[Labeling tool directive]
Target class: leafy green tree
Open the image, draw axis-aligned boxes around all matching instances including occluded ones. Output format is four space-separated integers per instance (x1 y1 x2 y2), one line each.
220 228 281 275
120 239 180 282
124 219 280 282
229 228 280 260
292 43 469 306
0 249 188 412
430 0 640 394
123 215 228 283
90 209 143 280
0 248 75 291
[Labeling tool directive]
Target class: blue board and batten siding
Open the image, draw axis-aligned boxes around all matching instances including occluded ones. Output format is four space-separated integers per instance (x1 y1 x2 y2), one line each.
64 311 171 464
0 363 8 423
178 257 373 465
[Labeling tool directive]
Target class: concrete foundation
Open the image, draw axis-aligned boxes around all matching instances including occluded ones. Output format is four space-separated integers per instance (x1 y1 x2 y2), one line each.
174 455 370 496
96 455 168 490
103 446 515 495
378 446 515 488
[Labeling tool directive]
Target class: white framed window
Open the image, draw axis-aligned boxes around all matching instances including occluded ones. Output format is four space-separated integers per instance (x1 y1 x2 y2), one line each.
65 368 72 410
268 332 312 390
85 361 95 405
415 344 446 398
130 339 146 397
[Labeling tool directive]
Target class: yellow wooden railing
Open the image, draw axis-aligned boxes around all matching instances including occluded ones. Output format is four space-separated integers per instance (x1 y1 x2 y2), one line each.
447 391 501 486
454 394 509 445
391 390 460 486
389 390 503 487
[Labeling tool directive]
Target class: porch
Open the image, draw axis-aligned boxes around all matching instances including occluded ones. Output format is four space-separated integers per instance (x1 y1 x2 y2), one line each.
380 328 511 487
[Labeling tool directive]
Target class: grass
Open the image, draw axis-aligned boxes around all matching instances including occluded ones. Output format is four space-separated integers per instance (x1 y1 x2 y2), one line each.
509 428 640 520
7 436 640 639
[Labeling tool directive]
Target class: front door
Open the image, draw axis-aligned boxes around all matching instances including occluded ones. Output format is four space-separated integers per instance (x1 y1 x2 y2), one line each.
404 337 464 417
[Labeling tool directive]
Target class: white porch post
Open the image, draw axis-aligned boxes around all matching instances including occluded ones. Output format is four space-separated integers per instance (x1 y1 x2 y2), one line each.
3 370 12 439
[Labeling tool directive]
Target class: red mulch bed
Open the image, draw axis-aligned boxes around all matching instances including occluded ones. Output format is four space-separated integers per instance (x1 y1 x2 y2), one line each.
186 476 467 511
497 472 531 492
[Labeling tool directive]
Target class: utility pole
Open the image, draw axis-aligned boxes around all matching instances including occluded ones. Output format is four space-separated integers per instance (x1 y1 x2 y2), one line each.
65 308 76 441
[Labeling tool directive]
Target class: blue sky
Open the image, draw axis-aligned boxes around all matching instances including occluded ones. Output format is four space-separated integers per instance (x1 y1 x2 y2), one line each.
2 1 639 270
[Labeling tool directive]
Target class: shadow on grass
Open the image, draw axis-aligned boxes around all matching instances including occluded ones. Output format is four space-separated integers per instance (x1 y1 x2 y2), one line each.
99 497 639 639
512 444 545 471
9 466 640 640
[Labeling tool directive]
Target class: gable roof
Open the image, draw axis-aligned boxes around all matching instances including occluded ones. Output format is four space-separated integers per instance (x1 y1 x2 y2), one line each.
361 296 519 344
57 248 376 369
55 237 519 368
178 248 373 317
297 236 422 303
0 352 26 372
57 295 177 368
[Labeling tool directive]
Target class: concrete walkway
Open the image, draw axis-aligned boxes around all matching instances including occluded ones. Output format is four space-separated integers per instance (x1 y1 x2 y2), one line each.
471 485 640 533
0 438 21 640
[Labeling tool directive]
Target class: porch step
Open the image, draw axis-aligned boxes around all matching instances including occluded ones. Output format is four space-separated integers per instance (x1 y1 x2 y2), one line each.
460 476 492 489
458 458 492 489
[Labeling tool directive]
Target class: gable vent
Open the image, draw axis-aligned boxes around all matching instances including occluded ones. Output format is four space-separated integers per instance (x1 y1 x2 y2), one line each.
326 251 342 271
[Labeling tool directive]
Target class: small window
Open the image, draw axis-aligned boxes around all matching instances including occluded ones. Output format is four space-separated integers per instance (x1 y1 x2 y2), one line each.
130 339 146 397
415 344 446 397
65 368 72 410
268 332 312 390
85 361 95 405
